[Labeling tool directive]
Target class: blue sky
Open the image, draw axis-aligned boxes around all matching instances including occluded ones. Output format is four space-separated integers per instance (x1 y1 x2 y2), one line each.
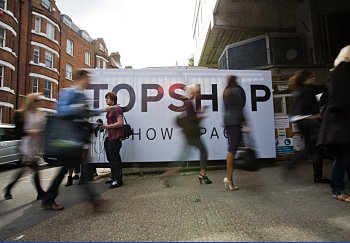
56 0 195 68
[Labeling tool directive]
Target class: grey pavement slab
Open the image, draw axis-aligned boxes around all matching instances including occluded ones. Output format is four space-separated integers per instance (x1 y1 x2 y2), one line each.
2 161 350 242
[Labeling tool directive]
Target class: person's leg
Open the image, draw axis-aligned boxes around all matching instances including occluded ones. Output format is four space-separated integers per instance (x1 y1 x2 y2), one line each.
190 137 211 184
331 159 345 196
108 139 123 187
65 168 74 187
28 160 45 198
78 149 88 185
312 145 330 183
104 137 113 183
42 164 70 207
4 167 26 199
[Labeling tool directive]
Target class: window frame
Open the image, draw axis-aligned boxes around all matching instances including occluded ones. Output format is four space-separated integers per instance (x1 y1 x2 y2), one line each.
0 0 6 10
46 22 55 40
33 46 40 64
41 0 51 11
85 52 91 66
0 27 5 48
43 80 52 98
32 77 39 93
0 65 4 87
65 63 72 80
45 50 54 69
273 94 292 115
66 39 74 56
34 17 41 33
99 43 105 52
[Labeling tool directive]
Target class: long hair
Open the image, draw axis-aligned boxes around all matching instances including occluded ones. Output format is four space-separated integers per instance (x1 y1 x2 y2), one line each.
334 45 350 68
287 70 314 91
18 93 42 112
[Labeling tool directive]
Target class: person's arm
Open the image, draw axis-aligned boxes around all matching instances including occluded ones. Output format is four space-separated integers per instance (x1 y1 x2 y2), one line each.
57 89 86 117
102 115 123 129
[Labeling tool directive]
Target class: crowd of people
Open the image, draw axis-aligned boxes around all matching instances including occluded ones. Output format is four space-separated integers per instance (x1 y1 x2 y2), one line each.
3 44 350 210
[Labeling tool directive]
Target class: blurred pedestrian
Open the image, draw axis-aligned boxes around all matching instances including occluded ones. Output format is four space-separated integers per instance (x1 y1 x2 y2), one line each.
160 84 212 185
287 70 329 183
222 75 245 191
101 91 124 189
41 70 110 211
318 45 350 201
4 93 45 200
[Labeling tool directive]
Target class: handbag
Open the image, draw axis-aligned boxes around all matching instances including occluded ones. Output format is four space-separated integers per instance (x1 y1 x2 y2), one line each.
43 116 92 165
120 115 133 140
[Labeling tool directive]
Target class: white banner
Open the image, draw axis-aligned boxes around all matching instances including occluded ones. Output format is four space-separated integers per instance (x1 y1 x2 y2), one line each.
85 69 276 163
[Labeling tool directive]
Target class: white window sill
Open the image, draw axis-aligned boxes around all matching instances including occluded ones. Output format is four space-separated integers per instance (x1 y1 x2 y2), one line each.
0 46 17 57
0 86 15 94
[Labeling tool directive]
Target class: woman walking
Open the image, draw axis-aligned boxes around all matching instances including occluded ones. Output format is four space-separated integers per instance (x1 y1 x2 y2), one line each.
4 93 45 200
222 76 245 191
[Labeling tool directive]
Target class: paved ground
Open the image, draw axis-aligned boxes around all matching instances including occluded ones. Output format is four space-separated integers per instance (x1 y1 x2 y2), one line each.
2 160 350 242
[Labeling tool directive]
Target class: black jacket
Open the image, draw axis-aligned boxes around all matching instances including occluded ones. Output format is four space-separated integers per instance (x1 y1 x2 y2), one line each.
318 62 350 146
290 84 320 117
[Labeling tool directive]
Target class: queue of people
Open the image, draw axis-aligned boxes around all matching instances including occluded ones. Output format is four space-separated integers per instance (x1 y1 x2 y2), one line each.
3 44 350 210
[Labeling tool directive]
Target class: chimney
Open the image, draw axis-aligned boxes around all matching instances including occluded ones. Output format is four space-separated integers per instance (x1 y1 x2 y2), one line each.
110 52 121 66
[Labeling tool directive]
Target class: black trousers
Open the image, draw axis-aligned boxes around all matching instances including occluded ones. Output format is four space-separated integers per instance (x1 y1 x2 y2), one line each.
104 138 123 182
289 119 324 178
42 160 99 205
5 160 44 196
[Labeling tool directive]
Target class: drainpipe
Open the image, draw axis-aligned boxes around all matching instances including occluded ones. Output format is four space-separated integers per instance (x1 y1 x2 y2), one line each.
15 0 24 110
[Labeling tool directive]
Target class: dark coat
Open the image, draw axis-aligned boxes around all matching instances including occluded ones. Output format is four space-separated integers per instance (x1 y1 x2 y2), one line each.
290 84 320 117
318 62 350 146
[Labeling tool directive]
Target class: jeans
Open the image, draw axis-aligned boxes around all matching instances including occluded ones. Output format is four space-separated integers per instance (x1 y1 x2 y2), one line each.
330 145 350 195
104 138 123 182
184 137 208 170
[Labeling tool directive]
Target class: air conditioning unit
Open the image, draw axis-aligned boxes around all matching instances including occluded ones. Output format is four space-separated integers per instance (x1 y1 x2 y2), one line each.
218 33 307 70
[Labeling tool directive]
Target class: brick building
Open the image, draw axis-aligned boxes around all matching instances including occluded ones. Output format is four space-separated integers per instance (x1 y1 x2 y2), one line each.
0 0 121 124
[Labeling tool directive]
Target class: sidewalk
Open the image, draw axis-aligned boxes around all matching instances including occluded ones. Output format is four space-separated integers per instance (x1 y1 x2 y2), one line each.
4 160 350 242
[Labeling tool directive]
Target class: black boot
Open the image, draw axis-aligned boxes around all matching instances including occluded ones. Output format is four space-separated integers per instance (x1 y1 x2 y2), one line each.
65 176 73 187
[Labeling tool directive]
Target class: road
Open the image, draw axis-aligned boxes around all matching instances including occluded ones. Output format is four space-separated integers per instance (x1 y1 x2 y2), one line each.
1 161 350 242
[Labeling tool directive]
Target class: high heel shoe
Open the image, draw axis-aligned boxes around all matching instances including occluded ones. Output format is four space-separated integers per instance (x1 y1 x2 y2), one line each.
223 177 239 191
198 174 212 184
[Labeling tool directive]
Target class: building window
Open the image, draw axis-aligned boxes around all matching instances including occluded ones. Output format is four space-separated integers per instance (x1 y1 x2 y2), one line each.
66 63 72 80
32 77 38 93
34 46 40 64
46 22 55 40
41 0 51 11
45 50 53 69
0 106 2 123
0 0 6 10
99 43 105 52
81 31 89 41
103 60 106 69
96 58 101 68
0 65 4 87
66 39 73 55
34 17 41 33
85 52 90 66
273 94 292 115
43 80 52 98
0 27 5 47
62 15 72 27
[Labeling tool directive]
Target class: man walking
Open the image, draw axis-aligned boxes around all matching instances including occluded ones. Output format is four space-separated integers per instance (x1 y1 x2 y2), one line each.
101 92 124 188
